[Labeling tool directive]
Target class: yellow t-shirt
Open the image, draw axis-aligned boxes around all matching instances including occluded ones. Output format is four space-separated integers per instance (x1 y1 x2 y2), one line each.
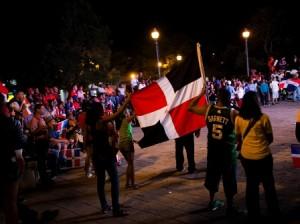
235 114 273 160
296 110 300 123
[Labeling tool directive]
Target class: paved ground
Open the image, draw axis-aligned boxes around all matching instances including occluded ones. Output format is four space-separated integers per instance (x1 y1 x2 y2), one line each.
22 101 300 224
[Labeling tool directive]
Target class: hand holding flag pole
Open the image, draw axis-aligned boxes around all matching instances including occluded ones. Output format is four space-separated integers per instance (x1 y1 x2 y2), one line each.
188 43 208 115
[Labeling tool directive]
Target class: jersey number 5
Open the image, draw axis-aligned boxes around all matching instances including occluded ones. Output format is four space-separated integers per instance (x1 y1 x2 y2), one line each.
212 124 223 140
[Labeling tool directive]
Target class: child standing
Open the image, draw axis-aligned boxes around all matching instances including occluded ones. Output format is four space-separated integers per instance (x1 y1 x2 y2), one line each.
118 109 137 189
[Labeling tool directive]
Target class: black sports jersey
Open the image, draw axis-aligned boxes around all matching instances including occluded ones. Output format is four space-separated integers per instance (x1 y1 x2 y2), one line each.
206 105 235 147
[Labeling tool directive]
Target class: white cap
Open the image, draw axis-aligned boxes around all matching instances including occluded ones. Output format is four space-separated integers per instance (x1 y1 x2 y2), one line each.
291 69 298 75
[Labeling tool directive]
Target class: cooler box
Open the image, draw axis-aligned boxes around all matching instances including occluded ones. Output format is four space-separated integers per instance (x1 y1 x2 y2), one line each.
66 158 85 168
291 144 300 168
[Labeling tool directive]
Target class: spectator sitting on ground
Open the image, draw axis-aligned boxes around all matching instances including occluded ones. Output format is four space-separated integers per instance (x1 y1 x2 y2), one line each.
47 117 69 178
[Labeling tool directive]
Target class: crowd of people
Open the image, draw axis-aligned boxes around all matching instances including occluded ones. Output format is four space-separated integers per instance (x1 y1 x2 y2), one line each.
0 81 139 222
0 64 300 223
206 71 300 110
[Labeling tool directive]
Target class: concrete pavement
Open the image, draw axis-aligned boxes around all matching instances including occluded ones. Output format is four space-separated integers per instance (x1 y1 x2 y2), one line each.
22 101 300 224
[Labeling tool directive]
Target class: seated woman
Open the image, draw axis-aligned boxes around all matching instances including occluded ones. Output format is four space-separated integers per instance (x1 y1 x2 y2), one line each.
47 117 69 177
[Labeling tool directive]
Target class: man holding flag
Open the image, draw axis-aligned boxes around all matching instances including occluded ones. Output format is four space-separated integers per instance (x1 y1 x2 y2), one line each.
188 86 239 216
130 43 239 216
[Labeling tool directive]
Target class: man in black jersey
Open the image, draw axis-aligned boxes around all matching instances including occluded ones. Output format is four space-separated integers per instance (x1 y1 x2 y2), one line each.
189 87 239 216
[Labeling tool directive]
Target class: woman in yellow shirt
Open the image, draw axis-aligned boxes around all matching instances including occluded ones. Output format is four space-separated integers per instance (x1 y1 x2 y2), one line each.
235 91 280 220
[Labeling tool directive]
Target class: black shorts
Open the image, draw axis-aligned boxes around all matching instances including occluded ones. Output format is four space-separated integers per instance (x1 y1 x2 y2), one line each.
204 156 237 198
119 141 134 161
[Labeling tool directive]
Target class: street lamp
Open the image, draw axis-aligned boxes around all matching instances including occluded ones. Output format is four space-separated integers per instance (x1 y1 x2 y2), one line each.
130 73 137 80
151 27 161 78
242 29 250 77
176 54 182 61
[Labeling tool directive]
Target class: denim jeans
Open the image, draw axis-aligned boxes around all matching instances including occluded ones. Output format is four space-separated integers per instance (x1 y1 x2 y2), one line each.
293 86 300 101
94 158 120 212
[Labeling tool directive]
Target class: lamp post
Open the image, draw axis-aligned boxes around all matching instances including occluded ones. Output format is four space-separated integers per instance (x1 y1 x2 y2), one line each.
242 29 250 77
176 54 182 61
151 28 161 78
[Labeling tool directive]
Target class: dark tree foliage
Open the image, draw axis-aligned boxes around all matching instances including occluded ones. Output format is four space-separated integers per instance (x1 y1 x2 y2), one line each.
40 0 111 88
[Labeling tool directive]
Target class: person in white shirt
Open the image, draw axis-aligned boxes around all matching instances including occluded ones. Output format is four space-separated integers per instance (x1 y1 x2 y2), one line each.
248 80 257 92
225 81 236 100
117 83 126 96
236 83 245 100
138 80 146 90
97 83 106 94
269 77 279 104
131 78 139 90
77 86 85 102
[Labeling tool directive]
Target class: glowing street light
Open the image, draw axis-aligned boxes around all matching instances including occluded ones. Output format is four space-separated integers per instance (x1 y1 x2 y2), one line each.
130 73 136 80
151 28 159 40
151 27 161 78
176 54 182 61
242 29 251 77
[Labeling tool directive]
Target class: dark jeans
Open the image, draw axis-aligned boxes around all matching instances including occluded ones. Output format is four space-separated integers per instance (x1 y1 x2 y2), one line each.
94 158 120 212
175 133 195 173
260 92 269 105
241 154 280 217
35 140 49 183
47 152 59 177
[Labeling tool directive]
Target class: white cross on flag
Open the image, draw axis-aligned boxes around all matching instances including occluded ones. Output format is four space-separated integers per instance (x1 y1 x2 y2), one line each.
131 44 207 148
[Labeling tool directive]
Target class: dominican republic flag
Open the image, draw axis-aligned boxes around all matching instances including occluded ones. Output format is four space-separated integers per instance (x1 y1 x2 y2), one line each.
279 78 300 90
131 44 207 148
55 119 68 135
291 144 300 168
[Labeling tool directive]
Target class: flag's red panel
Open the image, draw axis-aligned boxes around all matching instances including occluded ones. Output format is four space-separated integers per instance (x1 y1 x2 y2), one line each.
131 82 167 116
169 96 207 136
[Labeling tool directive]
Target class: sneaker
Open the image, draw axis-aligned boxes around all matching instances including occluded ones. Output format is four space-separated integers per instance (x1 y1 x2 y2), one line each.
113 209 128 217
208 200 224 212
102 205 112 214
175 168 187 174
86 172 93 178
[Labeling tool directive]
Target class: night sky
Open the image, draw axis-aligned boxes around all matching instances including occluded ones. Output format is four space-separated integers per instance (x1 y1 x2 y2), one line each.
93 1 261 51
1 1 297 77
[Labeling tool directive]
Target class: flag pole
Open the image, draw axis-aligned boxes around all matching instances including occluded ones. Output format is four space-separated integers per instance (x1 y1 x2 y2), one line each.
196 43 206 88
